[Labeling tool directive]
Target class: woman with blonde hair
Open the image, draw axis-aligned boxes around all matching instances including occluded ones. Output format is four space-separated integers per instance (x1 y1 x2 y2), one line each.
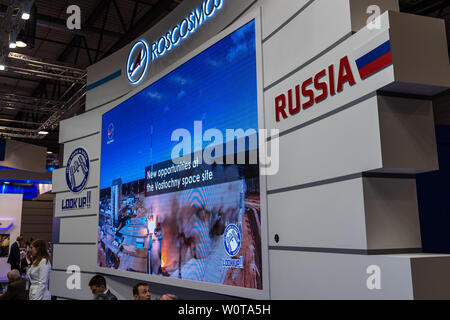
27 239 52 300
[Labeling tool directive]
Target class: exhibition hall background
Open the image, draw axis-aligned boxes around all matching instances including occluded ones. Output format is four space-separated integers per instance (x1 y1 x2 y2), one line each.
0 0 449 300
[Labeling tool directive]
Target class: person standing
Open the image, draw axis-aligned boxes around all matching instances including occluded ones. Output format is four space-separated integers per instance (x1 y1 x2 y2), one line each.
19 250 32 275
27 239 52 300
7 236 22 270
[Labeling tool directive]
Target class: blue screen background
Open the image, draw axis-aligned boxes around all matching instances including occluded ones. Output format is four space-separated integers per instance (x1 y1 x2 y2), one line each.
100 21 258 190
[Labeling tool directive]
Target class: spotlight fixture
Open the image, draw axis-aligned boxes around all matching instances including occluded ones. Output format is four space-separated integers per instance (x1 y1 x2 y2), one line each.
0 53 5 71
15 41 27 48
9 32 17 49
20 0 34 20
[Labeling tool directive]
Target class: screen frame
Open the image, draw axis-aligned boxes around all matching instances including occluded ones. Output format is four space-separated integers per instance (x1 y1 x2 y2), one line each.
96 8 270 300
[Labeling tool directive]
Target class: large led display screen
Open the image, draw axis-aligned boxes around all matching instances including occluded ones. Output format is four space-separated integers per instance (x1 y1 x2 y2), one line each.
98 20 262 290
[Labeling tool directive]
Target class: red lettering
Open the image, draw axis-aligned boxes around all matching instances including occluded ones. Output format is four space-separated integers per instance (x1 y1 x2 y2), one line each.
274 56 358 122
328 64 335 96
275 94 288 122
288 86 301 115
337 56 355 92
314 69 328 104
302 77 314 109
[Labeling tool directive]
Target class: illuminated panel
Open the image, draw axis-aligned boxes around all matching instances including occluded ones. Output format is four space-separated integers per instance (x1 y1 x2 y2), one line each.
98 20 262 290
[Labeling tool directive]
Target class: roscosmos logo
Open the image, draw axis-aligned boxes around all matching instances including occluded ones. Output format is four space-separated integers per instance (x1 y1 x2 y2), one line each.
127 40 150 85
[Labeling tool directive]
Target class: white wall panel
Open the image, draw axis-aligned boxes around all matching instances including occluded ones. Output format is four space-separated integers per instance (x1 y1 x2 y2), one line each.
49 270 125 300
268 177 367 249
267 96 382 191
262 0 352 88
59 111 101 144
53 244 98 272
63 134 101 164
54 188 99 218
264 14 392 134
268 176 423 251
269 250 414 299
260 0 310 39
50 270 92 300
59 216 99 244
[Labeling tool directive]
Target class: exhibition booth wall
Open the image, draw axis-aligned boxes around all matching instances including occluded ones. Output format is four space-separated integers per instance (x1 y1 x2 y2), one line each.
0 194 23 279
50 0 450 299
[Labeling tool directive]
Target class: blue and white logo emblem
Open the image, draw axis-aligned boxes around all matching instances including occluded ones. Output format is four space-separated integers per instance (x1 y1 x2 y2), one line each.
66 148 90 193
224 224 241 257
127 40 149 85
107 123 114 141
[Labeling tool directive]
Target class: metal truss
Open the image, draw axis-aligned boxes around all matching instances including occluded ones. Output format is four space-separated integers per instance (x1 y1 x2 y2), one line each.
0 83 86 138
6 52 86 83
0 54 86 139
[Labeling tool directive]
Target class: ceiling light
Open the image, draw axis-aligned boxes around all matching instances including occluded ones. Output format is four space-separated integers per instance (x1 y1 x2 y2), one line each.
9 42 17 49
21 12 30 20
0 65 5 71
38 131 48 135
46 151 52 154
15 41 27 48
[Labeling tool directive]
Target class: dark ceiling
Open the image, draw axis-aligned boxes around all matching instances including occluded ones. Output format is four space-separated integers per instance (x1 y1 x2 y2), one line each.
0 0 449 166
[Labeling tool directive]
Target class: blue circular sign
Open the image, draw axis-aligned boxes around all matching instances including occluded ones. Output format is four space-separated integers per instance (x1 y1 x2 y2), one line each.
224 224 241 257
127 40 149 85
66 148 90 193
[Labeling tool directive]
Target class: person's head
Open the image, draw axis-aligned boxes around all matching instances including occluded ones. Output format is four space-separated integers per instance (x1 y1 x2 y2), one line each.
30 239 51 266
93 293 110 300
7 270 21 283
160 293 178 300
89 275 107 295
133 282 151 300
16 235 23 243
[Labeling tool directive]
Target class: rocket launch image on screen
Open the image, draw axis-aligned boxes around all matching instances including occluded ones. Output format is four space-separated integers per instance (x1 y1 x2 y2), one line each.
97 20 262 290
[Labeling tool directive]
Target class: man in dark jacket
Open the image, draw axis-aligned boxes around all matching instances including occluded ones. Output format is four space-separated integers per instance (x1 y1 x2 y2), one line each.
7 236 22 270
0 270 28 300
88 275 118 300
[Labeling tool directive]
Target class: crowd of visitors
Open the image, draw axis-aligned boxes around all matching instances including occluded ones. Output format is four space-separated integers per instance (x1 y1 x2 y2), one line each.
0 235 178 300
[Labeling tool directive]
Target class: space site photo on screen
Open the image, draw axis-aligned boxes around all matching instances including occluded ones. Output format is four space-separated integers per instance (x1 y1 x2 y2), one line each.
96 13 269 298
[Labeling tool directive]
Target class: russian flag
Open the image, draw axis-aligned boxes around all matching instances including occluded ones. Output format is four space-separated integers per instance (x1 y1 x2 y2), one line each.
354 31 392 80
